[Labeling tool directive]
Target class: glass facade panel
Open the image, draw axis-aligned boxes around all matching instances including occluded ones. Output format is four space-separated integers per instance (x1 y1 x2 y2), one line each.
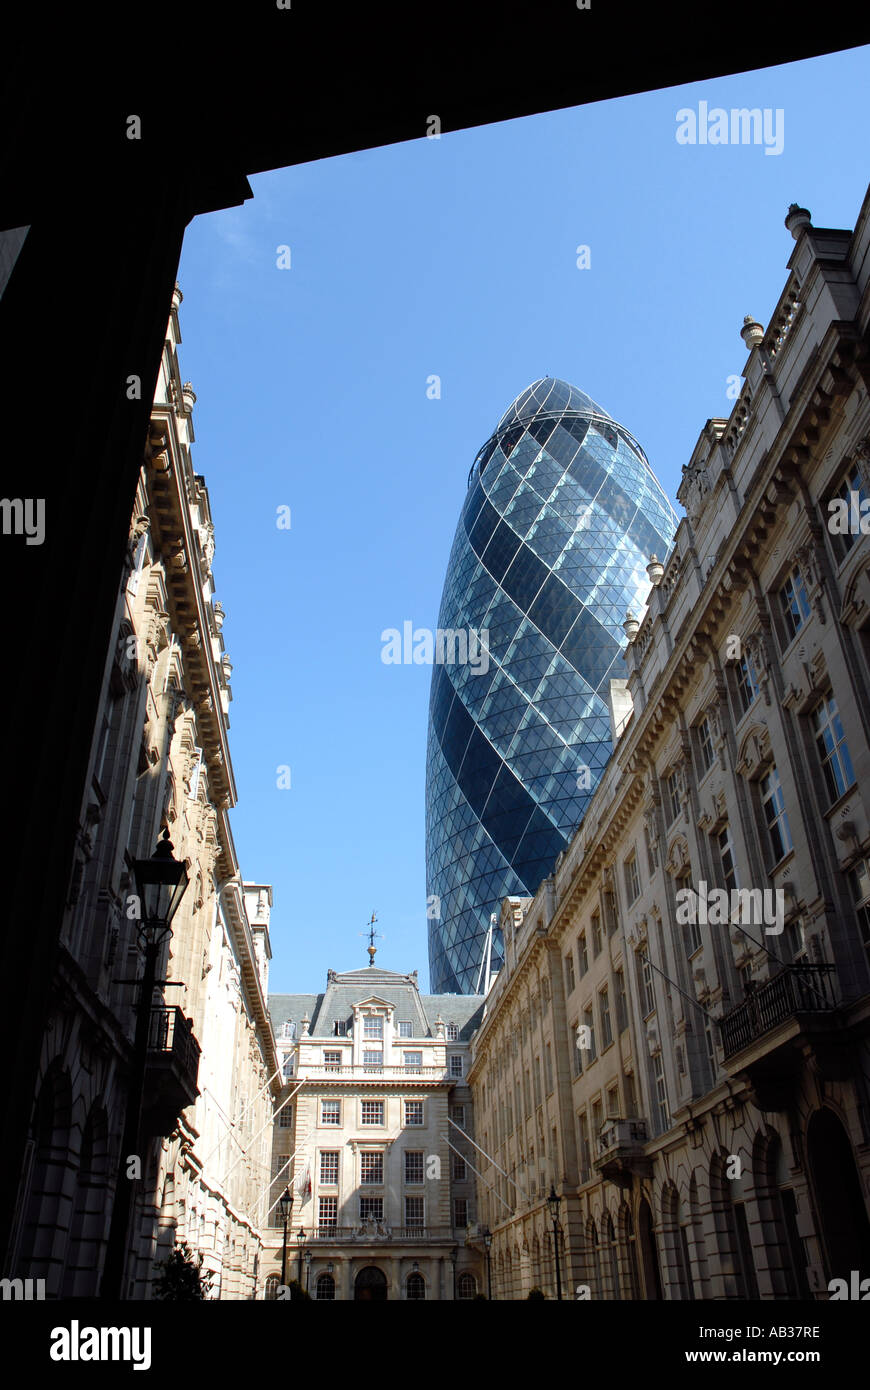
426 378 676 990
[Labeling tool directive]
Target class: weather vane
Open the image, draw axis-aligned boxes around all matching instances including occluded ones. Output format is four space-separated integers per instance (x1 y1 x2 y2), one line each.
360 911 383 966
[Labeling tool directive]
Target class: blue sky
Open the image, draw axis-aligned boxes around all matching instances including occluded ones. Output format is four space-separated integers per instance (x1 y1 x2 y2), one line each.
176 46 870 995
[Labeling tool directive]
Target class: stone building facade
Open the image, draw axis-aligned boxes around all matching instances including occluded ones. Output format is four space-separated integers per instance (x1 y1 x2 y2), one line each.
468 188 870 1299
263 964 485 1299
6 287 280 1298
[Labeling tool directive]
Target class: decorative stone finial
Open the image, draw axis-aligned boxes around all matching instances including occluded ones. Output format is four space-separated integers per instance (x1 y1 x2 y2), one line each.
785 204 811 240
623 610 639 642
740 315 764 350
646 554 664 586
181 381 197 412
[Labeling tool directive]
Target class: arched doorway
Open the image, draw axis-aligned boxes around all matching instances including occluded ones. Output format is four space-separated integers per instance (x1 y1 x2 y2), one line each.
638 1197 664 1300
354 1265 388 1301
807 1108 870 1282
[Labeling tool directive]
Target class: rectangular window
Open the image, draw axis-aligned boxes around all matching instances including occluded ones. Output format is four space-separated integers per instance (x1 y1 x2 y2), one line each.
583 1005 596 1062
718 823 739 893
615 970 627 1033
361 1152 384 1184
779 565 812 642
591 912 602 957
363 1015 384 1039
826 464 870 565
403 1050 423 1074
398 1020 413 1038
666 770 681 825
404 1100 423 1126
735 649 759 716
449 1054 463 1078
332 1020 347 1037
599 986 613 1048
653 1051 670 1133
564 952 576 995
761 766 793 863
318 1196 337 1230
404 1150 424 1184
279 1103 293 1128
680 873 701 955
362 1048 383 1073
697 716 714 775
450 1104 466 1128
578 1113 590 1183
812 693 855 803
319 1150 339 1185
359 1197 383 1222
577 932 588 977
320 1100 340 1127
544 1044 553 1094
404 1196 424 1228
360 1100 384 1126
624 854 641 905
451 1152 467 1182
446 1022 459 1040
606 1084 619 1116
454 1198 469 1228
785 917 808 963
703 1013 718 1083
573 1022 583 1077
640 953 656 1016
323 1050 342 1071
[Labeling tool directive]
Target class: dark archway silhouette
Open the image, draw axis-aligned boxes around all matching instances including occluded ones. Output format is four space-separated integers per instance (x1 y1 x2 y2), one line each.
638 1197 664 1300
354 1265 388 1301
807 1108 870 1282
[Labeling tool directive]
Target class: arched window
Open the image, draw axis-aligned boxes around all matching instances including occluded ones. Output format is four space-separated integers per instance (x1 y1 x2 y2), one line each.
264 1275 279 1301
406 1271 426 1300
457 1271 476 1299
315 1272 336 1300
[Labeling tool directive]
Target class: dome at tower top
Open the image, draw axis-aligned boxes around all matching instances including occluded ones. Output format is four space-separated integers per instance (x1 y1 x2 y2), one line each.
493 376 611 434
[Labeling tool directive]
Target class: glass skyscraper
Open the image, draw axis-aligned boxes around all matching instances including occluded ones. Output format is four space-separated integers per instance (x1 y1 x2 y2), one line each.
426 377 677 993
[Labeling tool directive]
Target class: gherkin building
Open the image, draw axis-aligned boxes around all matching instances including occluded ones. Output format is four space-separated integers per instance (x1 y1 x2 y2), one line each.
425 377 677 994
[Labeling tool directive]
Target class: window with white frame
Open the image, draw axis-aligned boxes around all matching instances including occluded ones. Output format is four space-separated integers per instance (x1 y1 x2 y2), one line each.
319 1151 339 1185
403 1050 423 1074
825 463 870 565
404 1100 423 1126
696 715 714 775
639 952 656 1017
451 1152 467 1182
449 1054 463 1078
812 693 855 803
404 1150 424 1184
624 853 641 904
652 1051 670 1133
362 1048 383 1073
450 1103 466 1128
614 970 627 1033
779 565 812 643
359 1197 383 1222
278 1103 293 1128
457 1272 476 1298
323 1050 342 1071
582 1005 596 1061
363 1015 384 1039
703 1013 718 1083
320 1100 340 1127
577 932 588 977
454 1199 469 1228
564 952 576 995
718 823 739 893
665 769 681 825
734 648 760 716
760 766 793 863
318 1196 337 1230
591 911 602 957
398 1020 413 1038
599 986 613 1049
360 1152 384 1185
360 1100 384 1126
332 1019 347 1037
446 1022 459 1040
404 1196 425 1228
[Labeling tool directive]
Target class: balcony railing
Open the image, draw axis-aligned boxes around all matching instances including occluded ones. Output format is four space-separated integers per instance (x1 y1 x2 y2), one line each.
596 1117 648 1158
299 1064 449 1080
303 1225 455 1242
143 1006 201 1135
719 965 837 1061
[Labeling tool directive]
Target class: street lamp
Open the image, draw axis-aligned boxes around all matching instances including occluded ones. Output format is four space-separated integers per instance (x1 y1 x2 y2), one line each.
296 1226 306 1285
481 1226 493 1300
304 1248 312 1293
546 1185 563 1302
102 829 188 1298
279 1188 293 1290
450 1245 458 1300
